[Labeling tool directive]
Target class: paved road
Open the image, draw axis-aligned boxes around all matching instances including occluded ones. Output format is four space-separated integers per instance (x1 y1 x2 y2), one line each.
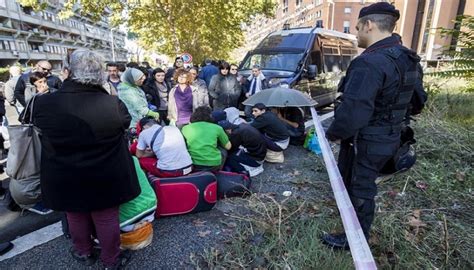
0 144 331 269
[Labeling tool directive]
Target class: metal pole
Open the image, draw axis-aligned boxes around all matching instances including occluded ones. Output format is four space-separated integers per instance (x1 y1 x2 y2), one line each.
110 28 116 62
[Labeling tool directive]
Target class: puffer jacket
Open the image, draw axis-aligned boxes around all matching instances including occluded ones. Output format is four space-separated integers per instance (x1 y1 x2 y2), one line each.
117 82 150 128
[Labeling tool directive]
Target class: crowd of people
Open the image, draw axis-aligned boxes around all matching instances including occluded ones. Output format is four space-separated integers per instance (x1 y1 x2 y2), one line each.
0 51 304 269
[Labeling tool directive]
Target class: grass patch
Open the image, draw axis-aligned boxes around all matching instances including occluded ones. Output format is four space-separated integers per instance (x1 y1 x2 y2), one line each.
194 84 473 269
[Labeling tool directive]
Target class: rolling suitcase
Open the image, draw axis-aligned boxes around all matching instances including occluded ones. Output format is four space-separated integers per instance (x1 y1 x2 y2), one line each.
148 171 217 217
215 171 251 199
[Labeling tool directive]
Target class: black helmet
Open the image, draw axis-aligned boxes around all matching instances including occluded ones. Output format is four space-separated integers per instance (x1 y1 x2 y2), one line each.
380 126 417 175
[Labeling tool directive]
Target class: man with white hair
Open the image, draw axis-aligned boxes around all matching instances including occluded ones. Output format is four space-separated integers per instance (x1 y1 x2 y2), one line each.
14 60 62 106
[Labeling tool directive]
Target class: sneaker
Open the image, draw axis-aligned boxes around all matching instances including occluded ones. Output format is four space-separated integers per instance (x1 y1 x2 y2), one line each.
28 202 53 215
102 250 132 270
241 164 264 177
69 247 98 266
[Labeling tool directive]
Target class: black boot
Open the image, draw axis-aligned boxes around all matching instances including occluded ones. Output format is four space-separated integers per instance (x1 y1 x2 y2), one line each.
350 195 375 238
0 242 13 255
321 233 350 250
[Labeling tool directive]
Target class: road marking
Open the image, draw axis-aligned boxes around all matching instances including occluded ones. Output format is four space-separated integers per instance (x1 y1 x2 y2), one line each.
0 221 63 261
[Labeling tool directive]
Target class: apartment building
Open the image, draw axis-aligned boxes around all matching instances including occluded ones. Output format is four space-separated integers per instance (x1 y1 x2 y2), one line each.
0 0 128 68
237 0 473 62
393 0 473 62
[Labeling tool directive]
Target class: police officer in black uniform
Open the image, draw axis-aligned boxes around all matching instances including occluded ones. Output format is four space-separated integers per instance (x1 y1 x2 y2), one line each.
322 2 427 249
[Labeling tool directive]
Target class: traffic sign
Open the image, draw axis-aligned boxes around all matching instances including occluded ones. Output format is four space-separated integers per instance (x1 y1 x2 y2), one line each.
181 53 193 64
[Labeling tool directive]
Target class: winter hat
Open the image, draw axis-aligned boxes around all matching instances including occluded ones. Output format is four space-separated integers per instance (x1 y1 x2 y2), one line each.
217 120 237 130
211 110 227 123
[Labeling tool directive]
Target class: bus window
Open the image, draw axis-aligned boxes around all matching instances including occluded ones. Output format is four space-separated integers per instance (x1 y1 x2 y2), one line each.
322 46 341 72
341 47 357 70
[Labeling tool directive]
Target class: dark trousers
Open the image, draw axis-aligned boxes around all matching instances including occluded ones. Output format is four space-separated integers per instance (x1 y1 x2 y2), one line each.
66 206 120 267
338 138 394 235
224 150 261 172
262 135 284 152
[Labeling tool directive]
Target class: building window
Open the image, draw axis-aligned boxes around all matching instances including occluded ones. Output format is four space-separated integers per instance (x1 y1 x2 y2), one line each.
343 21 350 33
283 0 288 13
296 0 303 7
316 20 323 28
344 7 351 14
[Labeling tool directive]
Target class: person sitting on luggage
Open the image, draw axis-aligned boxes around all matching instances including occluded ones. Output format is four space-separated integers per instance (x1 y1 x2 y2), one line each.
181 106 231 172
135 117 193 178
119 157 157 250
250 103 290 152
271 107 305 145
217 120 266 177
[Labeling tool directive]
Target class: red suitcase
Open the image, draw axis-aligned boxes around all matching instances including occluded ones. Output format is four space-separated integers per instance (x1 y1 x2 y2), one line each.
215 171 252 199
148 171 217 217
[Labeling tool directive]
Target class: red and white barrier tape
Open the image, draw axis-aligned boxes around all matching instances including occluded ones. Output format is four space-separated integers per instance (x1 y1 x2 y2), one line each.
310 107 377 270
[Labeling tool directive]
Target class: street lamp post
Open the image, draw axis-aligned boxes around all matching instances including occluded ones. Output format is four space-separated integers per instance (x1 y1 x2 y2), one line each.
110 28 116 62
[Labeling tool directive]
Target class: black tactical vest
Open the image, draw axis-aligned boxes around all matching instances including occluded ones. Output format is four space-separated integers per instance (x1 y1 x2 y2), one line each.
361 47 420 135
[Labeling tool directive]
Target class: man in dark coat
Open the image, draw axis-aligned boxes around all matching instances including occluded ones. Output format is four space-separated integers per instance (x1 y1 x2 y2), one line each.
322 3 427 249
14 60 62 107
199 58 219 87
32 49 139 268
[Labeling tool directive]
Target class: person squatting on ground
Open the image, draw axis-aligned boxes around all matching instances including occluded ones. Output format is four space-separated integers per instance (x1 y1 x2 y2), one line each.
31 49 140 268
135 117 193 178
250 103 290 152
217 120 266 177
167 69 209 127
118 68 160 129
322 2 427 249
181 106 231 172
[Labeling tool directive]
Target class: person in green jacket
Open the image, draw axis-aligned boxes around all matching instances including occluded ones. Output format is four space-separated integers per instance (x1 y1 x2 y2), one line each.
119 156 157 230
118 68 160 128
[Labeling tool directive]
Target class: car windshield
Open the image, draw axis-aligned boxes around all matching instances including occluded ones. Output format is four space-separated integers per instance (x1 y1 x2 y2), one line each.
241 52 304 72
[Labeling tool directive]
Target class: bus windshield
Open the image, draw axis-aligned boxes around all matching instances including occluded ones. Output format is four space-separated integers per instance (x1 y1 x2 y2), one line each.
241 52 304 72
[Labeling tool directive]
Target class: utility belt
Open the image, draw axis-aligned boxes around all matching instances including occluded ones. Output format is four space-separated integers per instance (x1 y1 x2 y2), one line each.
360 125 403 135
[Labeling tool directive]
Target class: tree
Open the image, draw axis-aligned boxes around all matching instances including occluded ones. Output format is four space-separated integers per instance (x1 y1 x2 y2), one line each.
432 15 474 89
19 0 276 64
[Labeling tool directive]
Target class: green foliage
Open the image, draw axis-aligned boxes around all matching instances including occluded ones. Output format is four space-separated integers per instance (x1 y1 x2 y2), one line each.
430 15 474 79
18 0 277 64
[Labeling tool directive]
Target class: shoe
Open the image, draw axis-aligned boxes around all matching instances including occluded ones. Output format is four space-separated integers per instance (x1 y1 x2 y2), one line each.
28 202 53 215
102 250 132 270
241 164 264 177
69 247 98 266
321 233 350 250
0 242 13 256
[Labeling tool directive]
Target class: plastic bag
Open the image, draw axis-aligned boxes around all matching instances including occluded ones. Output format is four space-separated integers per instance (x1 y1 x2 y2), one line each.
308 133 322 155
